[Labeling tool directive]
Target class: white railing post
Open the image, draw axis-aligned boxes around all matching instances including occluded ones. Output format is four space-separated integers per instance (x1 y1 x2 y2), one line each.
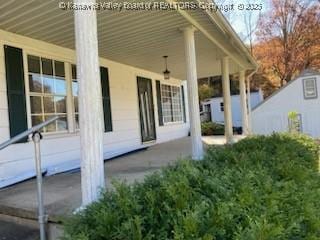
0 117 59 240
32 132 46 240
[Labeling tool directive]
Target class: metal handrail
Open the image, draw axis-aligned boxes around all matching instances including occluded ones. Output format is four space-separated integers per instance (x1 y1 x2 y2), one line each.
0 116 59 150
0 116 59 240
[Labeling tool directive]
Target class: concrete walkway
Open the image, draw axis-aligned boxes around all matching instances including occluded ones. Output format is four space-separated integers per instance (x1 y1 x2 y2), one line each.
202 135 245 145
0 137 193 222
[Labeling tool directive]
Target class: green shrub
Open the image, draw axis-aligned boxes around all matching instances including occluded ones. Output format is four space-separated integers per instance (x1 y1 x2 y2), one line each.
62 133 320 240
201 122 225 135
201 122 242 136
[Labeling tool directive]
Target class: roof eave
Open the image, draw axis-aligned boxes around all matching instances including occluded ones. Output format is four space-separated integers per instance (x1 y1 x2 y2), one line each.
202 2 258 69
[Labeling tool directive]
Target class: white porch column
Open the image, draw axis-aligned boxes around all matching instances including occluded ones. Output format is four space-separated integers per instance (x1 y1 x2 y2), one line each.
221 56 233 144
182 26 204 160
74 0 105 206
246 77 252 134
239 70 249 135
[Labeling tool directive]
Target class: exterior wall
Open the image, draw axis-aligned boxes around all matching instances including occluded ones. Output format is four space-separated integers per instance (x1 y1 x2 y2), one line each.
0 30 190 188
252 75 320 138
204 91 263 127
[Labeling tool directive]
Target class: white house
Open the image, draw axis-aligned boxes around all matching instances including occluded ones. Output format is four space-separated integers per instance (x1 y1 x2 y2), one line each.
252 69 320 138
201 89 263 127
0 0 257 204
2 33 190 189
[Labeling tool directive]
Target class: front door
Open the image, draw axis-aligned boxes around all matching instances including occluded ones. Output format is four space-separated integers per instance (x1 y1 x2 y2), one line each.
137 77 156 143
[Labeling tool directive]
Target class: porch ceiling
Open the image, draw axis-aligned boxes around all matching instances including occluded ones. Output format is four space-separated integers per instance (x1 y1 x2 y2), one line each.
0 0 256 79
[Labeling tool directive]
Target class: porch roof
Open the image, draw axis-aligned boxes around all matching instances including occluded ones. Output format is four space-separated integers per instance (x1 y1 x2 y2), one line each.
0 0 257 79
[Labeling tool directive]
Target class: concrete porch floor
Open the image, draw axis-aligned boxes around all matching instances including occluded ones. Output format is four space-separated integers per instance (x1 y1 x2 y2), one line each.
0 135 243 224
0 137 192 223
202 135 245 145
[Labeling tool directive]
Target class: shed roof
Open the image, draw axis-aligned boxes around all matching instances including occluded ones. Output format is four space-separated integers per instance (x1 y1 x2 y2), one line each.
252 69 320 111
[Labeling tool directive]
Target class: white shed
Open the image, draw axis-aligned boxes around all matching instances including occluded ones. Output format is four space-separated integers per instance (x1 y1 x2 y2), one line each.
252 69 320 138
201 90 263 127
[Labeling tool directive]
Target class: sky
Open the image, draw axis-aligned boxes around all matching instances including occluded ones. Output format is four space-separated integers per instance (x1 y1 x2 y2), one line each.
215 0 271 44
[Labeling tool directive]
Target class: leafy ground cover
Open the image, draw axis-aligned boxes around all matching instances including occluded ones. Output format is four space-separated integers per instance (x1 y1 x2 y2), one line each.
63 133 320 240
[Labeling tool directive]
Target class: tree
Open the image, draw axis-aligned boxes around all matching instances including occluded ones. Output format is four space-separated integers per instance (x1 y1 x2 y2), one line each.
255 0 320 87
250 71 278 97
198 84 214 102
215 0 264 54
242 0 263 54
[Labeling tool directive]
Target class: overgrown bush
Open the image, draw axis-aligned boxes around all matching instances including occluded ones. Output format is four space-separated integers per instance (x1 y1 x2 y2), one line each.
62 133 320 240
201 122 225 135
201 122 242 136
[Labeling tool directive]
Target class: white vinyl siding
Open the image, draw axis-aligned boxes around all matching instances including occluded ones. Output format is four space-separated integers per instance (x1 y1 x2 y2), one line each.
252 73 320 138
0 30 189 188
160 84 183 124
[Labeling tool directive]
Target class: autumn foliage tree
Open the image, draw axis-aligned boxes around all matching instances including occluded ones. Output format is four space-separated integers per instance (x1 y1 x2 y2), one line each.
254 0 320 87
198 84 214 102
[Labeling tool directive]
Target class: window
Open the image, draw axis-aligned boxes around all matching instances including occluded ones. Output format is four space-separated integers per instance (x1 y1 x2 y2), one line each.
220 102 224 112
288 113 302 133
71 64 79 129
303 78 317 99
160 84 183 123
71 65 112 132
204 104 210 113
28 55 67 133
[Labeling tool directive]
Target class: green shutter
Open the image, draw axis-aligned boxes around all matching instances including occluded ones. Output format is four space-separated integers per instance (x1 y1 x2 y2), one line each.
4 45 28 142
156 80 163 126
181 85 186 123
100 66 112 132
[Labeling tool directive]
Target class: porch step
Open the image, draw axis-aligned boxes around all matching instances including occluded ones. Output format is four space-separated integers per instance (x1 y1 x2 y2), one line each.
0 218 39 240
0 214 63 240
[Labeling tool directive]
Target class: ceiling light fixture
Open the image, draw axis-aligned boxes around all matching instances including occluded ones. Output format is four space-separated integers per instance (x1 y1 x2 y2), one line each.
163 56 170 80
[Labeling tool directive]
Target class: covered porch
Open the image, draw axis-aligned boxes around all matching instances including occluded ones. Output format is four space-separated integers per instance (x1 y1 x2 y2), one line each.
0 137 192 222
0 135 246 238
0 0 257 208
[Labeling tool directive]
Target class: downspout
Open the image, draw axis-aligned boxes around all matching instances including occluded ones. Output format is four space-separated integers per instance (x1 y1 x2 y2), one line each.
247 67 258 79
